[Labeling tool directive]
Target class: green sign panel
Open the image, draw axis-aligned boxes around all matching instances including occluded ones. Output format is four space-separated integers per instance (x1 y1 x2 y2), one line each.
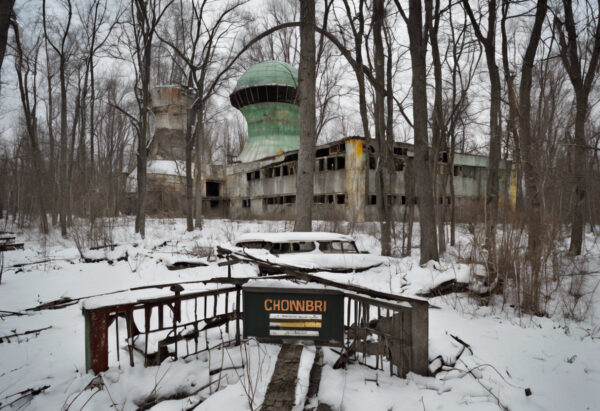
243 287 344 345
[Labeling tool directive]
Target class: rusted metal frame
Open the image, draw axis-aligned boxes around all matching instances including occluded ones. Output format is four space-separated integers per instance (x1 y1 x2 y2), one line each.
376 306 381 370
144 305 151 367
115 309 120 364
126 308 135 366
194 297 199 353
225 292 230 333
137 287 237 306
235 285 241 346
353 299 358 361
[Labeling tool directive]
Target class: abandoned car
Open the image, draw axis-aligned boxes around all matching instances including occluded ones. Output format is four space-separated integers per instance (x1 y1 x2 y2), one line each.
226 232 388 274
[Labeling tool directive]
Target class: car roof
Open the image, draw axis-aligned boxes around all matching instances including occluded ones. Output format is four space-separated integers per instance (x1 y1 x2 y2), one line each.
236 232 355 243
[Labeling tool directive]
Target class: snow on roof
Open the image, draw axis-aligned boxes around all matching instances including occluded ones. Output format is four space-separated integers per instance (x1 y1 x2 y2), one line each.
127 160 192 178
236 232 355 243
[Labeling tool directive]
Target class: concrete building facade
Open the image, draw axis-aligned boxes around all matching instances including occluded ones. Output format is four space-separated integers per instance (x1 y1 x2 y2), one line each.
126 61 515 220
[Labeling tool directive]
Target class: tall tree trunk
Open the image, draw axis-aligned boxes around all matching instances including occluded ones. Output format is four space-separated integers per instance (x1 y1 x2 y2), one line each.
295 0 316 232
428 0 446 254
373 0 390 255
0 0 14 79
516 0 547 305
194 102 205 229
405 0 439 263
59 57 68 236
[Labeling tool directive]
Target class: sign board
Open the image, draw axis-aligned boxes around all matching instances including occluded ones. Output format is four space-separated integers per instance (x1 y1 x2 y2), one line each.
243 287 344 345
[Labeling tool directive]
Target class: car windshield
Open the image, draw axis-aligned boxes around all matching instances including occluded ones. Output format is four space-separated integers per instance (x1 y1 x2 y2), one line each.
270 241 315 254
318 241 358 253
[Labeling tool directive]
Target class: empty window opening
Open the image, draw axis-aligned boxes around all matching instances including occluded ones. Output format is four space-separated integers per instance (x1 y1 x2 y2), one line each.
439 151 449 163
316 147 329 157
246 172 252 181
318 158 325 171
401 196 407 205
313 195 325 204
368 195 377 205
254 170 260 179
206 181 220 197
327 157 336 170
264 168 273 178
242 199 251 208
336 194 345 204
369 156 376 170
337 157 345 169
327 194 334 204
282 165 289 176
447 197 452 205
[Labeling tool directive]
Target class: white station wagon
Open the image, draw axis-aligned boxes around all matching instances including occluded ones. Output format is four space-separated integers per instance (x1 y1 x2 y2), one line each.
230 232 387 274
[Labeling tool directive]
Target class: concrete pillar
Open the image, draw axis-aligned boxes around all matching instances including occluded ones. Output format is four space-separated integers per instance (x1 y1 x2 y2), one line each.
345 138 366 222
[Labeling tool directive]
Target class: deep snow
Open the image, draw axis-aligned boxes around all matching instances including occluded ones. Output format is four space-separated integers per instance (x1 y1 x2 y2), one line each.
0 217 599 410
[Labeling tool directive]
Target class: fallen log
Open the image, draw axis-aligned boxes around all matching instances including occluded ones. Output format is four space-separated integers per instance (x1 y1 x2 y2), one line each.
0 326 52 343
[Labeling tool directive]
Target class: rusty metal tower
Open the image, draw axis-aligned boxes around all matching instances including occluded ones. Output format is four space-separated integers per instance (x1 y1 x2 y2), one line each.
230 61 299 162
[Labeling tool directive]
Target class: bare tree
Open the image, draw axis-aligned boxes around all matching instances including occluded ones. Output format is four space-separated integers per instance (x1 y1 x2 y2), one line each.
116 0 173 238
158 0 246 230
43 0 74 236
554 0 600 255
461 0 502 258
0 0 15 81
11 18 49 233
395 0 439 263
295 0 317 232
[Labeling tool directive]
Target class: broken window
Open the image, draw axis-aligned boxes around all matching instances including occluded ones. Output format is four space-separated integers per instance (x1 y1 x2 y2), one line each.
206 181 220 197
292 242 315 252
284 195 296 204
313 195 325 204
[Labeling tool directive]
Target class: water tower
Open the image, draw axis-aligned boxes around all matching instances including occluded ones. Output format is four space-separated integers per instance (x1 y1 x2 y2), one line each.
229 61 300 162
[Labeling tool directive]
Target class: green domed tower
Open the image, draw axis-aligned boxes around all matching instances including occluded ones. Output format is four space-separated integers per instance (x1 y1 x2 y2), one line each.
230 61 299 162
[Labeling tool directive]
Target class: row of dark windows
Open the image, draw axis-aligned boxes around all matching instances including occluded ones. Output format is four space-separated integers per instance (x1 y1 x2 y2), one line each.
241 194 451 208
314 194 346 205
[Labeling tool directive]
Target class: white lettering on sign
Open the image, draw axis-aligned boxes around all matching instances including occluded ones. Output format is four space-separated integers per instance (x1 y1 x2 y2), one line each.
269 313 322 320
270 329 319 337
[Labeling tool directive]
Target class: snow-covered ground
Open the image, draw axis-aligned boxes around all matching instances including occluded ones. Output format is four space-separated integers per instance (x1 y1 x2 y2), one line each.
0 217 599 410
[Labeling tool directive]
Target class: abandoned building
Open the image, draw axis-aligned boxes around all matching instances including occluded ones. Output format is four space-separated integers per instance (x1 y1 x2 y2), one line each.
125 60 515 221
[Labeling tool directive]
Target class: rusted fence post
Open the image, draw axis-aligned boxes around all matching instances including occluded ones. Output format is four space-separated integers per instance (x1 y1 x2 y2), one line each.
83 307 109 374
